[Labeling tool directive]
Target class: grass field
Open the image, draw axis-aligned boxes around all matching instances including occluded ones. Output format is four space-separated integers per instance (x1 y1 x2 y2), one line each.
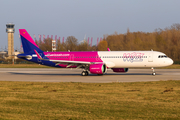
0 81 180 119
0 64 180 69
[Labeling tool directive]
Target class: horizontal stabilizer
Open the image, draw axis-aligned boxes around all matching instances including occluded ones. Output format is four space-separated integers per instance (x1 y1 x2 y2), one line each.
17 54 32 60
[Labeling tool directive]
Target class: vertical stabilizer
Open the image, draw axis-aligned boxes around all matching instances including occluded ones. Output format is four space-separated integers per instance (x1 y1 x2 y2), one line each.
19 29 43 53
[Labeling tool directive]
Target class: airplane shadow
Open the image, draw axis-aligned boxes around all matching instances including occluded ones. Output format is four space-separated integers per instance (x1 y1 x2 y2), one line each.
9 72 80 76
9 72 158 76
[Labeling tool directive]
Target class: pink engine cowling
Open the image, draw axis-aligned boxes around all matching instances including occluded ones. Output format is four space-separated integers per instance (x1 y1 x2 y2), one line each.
111 68 129 72
89 64 107 74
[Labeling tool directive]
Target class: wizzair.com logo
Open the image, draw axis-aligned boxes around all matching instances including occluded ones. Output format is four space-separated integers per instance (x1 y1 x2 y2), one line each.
46 54 70 56
123 52 145 63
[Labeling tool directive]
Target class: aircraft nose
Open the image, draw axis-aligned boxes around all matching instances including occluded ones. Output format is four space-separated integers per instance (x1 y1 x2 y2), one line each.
168 58 174 65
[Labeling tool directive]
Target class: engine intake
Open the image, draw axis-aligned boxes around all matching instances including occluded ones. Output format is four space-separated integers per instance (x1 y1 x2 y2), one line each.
89 64 107 74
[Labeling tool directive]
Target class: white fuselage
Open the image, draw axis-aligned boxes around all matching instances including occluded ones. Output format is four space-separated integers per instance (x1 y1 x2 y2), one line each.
98 51 173 68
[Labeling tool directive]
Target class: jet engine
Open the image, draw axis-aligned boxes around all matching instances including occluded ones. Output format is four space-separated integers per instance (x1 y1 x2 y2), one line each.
89 64 107 75
111 68 129 72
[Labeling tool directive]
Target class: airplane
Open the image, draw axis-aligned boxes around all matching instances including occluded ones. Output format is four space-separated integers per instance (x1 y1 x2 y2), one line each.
17 29 173 76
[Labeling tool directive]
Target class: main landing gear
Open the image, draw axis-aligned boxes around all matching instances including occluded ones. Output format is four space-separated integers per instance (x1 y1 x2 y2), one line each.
81 71 89 76
151 67 156 76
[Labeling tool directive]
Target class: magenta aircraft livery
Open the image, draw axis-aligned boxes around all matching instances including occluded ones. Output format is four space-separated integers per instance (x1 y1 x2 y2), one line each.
18 29 173 76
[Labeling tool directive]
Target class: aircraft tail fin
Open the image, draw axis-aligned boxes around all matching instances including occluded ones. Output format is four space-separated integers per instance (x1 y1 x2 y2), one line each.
19 29 43 54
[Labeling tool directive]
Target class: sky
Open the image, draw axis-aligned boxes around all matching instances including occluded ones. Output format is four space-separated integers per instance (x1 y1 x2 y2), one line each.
0 0 180 51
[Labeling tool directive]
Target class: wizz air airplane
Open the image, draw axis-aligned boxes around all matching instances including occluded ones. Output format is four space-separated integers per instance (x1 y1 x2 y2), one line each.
17 29 173 76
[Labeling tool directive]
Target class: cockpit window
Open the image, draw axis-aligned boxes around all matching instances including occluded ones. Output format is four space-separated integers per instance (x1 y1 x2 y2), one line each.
158 55 167 58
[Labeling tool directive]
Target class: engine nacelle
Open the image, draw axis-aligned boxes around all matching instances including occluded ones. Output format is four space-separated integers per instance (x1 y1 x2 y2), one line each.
89 64 107 74
112 68 129 72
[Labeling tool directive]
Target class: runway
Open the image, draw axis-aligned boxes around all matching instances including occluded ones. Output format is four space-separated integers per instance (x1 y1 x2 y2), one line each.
0 68 179 83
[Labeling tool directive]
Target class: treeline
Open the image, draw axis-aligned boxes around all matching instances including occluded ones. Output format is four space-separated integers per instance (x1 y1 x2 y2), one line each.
35 24 180 62
105 24 180 62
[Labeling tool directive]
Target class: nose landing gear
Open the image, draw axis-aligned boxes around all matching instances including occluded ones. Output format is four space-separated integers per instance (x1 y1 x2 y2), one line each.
151 67 156 76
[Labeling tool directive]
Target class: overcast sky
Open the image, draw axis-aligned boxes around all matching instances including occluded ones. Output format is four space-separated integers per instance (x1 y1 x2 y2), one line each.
0 0 180 50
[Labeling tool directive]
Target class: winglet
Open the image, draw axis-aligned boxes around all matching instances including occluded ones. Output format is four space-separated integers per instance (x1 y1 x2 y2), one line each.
34 50 42 59
107 48 111 51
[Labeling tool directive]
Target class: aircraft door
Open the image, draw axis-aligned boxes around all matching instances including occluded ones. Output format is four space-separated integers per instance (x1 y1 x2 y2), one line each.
148 52 153 62
96 55 101 61
70 54 74 61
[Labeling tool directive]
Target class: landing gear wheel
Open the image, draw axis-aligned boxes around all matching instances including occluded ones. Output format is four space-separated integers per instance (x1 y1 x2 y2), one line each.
85 71 89 76
81 71 86 76
151 67 156 76
81 71 89 76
